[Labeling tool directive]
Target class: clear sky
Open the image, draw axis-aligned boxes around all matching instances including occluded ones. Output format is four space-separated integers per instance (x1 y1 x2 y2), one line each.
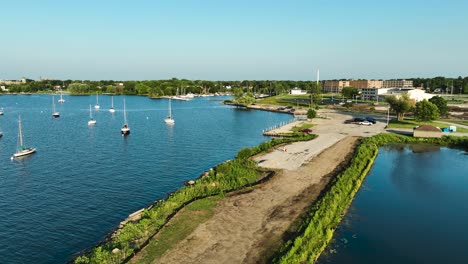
1 0 467 81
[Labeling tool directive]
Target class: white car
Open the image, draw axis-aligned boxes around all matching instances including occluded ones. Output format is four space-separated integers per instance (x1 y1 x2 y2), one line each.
359 121 372 126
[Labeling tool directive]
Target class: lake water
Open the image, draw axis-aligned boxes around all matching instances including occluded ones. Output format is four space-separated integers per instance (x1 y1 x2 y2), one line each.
0 94 292 264
318 144 468 264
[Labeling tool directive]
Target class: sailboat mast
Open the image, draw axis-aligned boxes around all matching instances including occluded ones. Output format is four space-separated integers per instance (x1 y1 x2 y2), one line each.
52 96 56 112
111 96 114 108
18 115 23 147
89 105 92 118
123 98 127 124
168 99 172 118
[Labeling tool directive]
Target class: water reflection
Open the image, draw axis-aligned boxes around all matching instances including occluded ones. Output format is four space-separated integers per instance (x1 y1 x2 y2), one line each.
318 145 468 264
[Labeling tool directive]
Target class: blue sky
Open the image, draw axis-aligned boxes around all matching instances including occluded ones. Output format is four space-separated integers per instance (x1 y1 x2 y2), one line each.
1 0 467 80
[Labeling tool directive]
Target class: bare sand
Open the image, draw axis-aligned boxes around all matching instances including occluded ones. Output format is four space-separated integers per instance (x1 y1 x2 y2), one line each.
134 110 387 264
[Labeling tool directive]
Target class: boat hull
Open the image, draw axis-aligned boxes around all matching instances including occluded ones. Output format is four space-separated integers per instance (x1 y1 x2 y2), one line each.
13 148 36 158
164 118 175 125
121 127 130 135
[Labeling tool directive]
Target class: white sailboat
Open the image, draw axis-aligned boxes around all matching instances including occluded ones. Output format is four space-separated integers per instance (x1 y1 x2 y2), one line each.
88 104 96 126
58 90 65 103
0 107 4 115
164 98 175 125
11 115 36 159
52 96 60 118
94 93 100 110
121 97 130 135
109 96 115 113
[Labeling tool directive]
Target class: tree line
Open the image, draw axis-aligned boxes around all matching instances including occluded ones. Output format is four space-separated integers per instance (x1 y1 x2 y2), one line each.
2 79 323 97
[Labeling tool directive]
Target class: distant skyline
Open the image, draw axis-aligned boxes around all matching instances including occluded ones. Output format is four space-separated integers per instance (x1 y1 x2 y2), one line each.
1 0 467 81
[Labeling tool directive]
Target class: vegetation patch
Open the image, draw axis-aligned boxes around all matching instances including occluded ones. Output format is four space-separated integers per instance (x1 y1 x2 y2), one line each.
273 134 468 263
387 119 468 133
130 197 220 264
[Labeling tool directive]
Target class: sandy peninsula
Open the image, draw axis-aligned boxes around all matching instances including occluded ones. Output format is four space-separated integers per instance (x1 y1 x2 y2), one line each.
131 109 387 263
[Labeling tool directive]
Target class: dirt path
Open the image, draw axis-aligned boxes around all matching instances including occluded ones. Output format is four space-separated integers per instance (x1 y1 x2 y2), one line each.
154 136 359 264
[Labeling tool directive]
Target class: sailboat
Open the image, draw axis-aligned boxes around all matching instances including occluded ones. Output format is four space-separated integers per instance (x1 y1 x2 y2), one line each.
58 90 65 103
88 104 96 126
109 96 115 113
164 98 175 124
0 107 4 115
52 96 60 118
11 115 36 159
94 93 100 110
121 97 130 135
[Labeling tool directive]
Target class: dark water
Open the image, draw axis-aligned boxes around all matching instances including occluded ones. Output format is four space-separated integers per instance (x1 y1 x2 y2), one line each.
0 94 292 264
318 144 468 264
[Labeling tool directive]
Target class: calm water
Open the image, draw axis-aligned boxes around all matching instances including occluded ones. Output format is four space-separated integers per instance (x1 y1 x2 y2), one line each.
0 94 292 264
318 144 468 264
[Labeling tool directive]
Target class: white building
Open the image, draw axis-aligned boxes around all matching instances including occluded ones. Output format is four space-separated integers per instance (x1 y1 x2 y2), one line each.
289 88 307 95
384 88 434 102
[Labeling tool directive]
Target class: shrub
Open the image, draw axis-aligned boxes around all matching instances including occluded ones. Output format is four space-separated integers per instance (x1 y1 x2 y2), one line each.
307 109 316 119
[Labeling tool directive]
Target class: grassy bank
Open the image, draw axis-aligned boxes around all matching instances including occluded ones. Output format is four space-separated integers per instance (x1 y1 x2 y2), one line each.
273 134 468 263
74 134 317 264
130 197 220 264
387 119 468 133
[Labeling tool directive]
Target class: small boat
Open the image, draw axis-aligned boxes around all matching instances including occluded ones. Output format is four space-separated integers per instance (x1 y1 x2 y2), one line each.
109 96 115 113
11 115 36 159
94 93 100 110
164 98 175 125
121 97 130 135
58 91 65 103
52 96 60 118
88 104 96 126
0 107 4 115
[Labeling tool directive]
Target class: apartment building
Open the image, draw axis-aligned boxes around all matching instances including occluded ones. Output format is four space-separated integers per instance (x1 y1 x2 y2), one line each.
323 80 350 93
382 79 413 88
349 80 383 89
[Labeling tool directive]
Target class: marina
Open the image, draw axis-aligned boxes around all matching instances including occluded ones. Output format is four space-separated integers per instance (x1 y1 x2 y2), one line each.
0 94 292 263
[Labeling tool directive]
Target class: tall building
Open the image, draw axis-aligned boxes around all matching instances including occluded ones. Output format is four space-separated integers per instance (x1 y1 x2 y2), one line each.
349 80 383 89
323 80 350 93
382 79 413 88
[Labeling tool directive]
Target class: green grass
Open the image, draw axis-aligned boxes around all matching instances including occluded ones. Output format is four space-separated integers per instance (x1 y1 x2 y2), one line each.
290 122 314 132
441 119 468 127
387 119 468 133
256 94 311 107
131 197 220 264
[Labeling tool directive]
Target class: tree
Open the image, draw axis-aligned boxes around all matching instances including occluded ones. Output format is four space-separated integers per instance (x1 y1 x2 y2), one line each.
414 99 439 122
341 87 359 98
385 94 415 121
428 96 448 117
309 82 322 106
307 109 316 119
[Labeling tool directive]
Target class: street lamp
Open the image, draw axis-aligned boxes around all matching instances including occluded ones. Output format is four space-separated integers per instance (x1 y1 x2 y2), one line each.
386 106 390 127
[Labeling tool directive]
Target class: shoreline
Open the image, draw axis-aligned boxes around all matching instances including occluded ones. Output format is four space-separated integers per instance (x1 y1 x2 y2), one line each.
126 110 388 263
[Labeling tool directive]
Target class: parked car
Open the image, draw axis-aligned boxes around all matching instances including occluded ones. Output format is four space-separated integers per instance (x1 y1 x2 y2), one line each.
365 116 376 124
359 121 372 126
